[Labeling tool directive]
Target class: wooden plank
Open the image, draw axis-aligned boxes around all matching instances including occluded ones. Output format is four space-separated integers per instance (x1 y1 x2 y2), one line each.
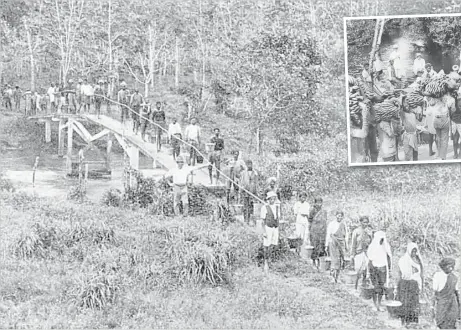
90 128 111 142
73 121 92 142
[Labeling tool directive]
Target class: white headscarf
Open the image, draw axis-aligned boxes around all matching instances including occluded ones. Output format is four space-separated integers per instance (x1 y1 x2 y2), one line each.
398 242 423 290
367 231 393 285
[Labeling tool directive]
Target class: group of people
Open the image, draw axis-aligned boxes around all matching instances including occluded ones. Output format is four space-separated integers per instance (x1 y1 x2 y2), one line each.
351 44 461 162
259 191 460 328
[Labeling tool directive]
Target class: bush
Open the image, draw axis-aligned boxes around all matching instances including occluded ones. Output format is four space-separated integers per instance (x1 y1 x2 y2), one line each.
67 184 86 203
101 188 122 207
73 272 121 310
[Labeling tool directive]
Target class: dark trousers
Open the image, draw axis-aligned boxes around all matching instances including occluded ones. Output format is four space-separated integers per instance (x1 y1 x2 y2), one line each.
95 100 102 116
366 124 378 162
171 134 181 159
242 192 254 223
189 140 199 166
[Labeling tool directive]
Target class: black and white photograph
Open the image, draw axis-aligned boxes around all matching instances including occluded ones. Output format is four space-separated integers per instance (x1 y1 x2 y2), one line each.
0 0 460 329
346 13 461 165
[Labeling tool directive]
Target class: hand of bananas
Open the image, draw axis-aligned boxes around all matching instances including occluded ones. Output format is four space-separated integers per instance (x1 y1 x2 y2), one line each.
348 82 363 129
423 75 449 98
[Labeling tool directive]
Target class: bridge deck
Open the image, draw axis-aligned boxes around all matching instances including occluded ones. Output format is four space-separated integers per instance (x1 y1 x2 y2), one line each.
29 113 223 187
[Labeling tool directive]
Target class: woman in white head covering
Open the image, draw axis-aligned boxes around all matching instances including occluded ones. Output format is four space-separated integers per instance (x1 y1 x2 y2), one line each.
367 231 392 311
397 242 424 327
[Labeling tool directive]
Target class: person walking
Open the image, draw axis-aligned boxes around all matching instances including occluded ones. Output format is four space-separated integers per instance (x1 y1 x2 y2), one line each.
376 98 401 162
432 258 460 330
326 210 347 283
413 53 426 77
152 101 166 152
47 83 56 113
397 242 424 327
293 192 311 249
367 231 393 312
81 79 93 113
130 89 144 134
94 80 104 118
240 160 259 225
350 216 373 290
184 117 201 166
308 196 328 270
260 191 280 273
168 117 182 160
13 86 21 112
164 156 209 217
117 82 130 127
401 97 421 161
208 128 225 185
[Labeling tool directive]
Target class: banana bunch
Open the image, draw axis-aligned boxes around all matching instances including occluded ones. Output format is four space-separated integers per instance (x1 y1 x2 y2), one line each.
375 98 400 123
407 90 424 109
349 84 363 129
424 75 449 98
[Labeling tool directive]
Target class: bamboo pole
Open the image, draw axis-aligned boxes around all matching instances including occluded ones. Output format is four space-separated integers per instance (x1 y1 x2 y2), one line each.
369 19 381 89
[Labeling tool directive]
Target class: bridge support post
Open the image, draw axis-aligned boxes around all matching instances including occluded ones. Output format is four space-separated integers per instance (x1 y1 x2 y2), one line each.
106 134 112 173
58 119 65 156
66 119 74 175
128 145 139 170
45 120 51 143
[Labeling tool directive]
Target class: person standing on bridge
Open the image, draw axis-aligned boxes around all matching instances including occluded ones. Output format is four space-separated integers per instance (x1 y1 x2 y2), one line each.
184 117 201 166
117 82 130 127
130 89 144 134
47 83 56 113
94 80 104 118
81 79 94 113
208 128 224 185
168 117 182 160
13 86 21 112
152 101 166 152
140 101 152 142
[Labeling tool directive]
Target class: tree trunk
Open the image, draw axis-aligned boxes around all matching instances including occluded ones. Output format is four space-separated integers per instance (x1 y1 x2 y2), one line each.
369 19 381 89
108 0 114 98
256 126 263 155
25 27 36 92
175 35 179 88
201 43 206 101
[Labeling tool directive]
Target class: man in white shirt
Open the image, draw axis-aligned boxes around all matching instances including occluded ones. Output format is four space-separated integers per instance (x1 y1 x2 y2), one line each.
81 79 94 113
361 63 372 83
184 117 201 166
168 118 182 160
389 45 405 79
164 156 208 216
293 191 311 248
260 191 280 273
413 53 426 77
47 83 56 112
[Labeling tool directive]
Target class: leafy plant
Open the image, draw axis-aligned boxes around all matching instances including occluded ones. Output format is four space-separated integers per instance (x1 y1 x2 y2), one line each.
74 272 121 310
101 188 122 207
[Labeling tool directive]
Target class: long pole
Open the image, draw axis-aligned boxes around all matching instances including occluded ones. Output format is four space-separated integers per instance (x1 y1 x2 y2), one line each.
32 156 39 188
369 19 380 90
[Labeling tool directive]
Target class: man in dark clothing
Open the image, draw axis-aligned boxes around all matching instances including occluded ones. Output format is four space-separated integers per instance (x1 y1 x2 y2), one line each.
261 191 280 273
240 160 259 224
3 85 13 111
94 80 104 118
130 89 144 134
152 101 166 152
140 101 152 142
208 128 224 184
13 86 21 112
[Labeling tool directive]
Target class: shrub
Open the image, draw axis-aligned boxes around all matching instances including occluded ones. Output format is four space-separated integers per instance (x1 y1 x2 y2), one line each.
73 272 121 310
101 188 122 207
67 184 86 203
13 231 46 259
0 172 15 193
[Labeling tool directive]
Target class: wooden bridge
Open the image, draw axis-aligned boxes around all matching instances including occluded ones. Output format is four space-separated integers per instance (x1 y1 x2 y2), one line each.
28 112 220 187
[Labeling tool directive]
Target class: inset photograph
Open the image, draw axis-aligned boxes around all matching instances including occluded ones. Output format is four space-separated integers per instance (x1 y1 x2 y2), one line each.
345 14 461 165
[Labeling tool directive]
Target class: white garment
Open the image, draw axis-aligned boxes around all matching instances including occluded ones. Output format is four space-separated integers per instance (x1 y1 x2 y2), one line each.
293 201 311 224
260 204 279 220
165 166 191 186
398 242 423 290
81 84 94 96
433 271 460 291
413 58 426 75
362 69 372 82
184 124 201 142
168 122 182 138
263 226 279 247
325 220 340 247
389 50 405 78
47 87 55 103
367 230 392 268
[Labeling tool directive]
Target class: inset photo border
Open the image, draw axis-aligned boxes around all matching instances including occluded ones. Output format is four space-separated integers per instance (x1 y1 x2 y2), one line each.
344 13 461 166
